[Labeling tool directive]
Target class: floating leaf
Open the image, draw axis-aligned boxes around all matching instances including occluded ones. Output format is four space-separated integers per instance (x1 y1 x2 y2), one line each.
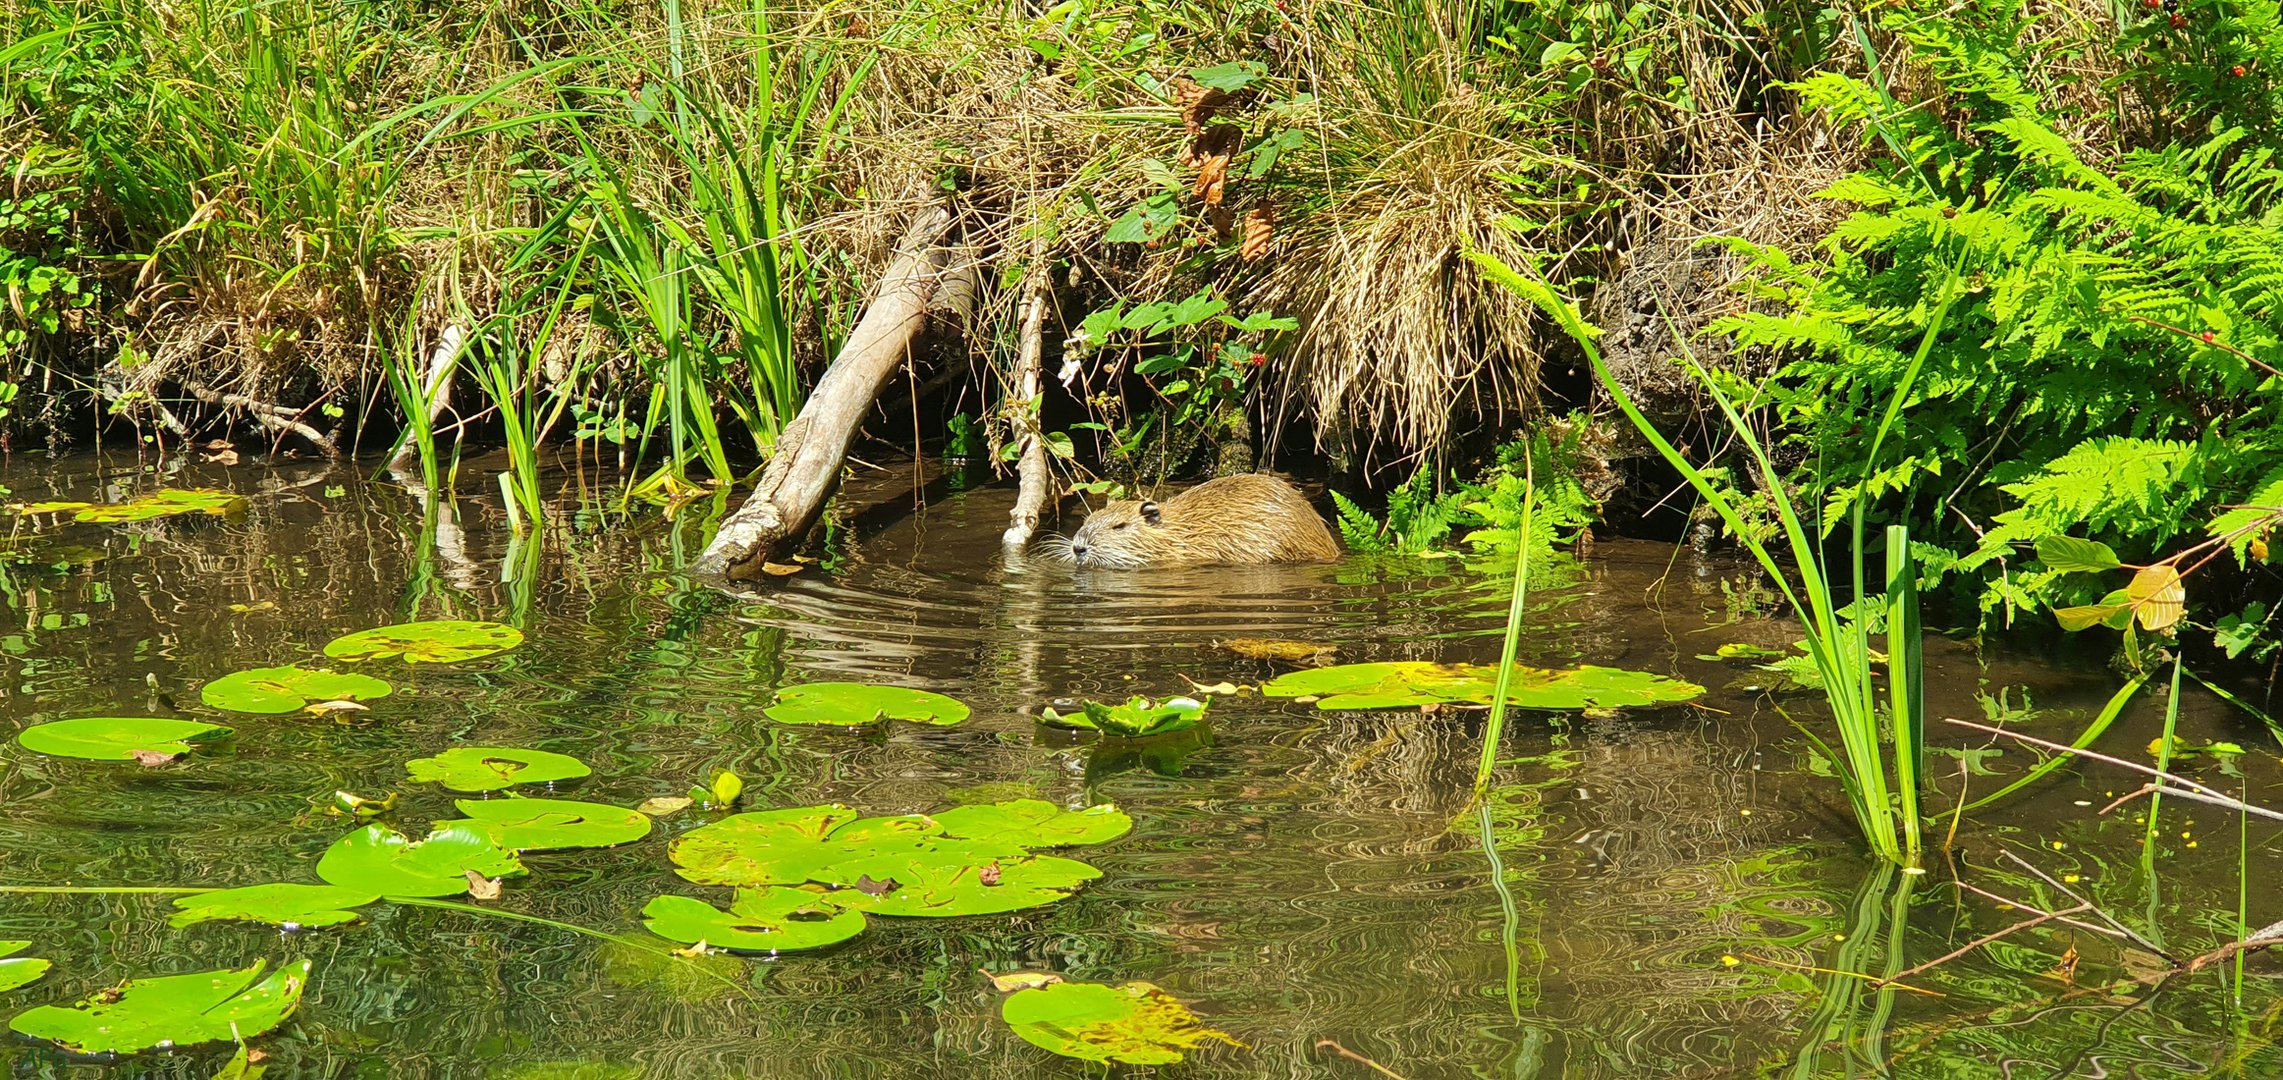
2127 564 2186 631
982 969 1064 993
2037 535 2122 574
641 888 866 953
1000 980 1245 1065
1260 661 1702 711
1698 643 1789 662
315 823 526 897
825 852 1102 917
10 500 94 515
927 800 1133 848
169 883 381 929
669 805 865 887
6 959 311 1055
763 682 970 727
68 489 248 524
1040 696 1206 738
1218 637 1334 664
324 620 523 664
16 717 232 761
200 666 394 714
0 941 51 993
636 796 693 817
405 746 591 792
437 798 652 851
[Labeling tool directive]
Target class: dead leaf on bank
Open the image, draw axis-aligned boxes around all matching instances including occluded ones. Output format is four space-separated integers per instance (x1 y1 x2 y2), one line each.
1240 206 1275 262
1208 205 1235 240
2127 564 2185 631
980 968 1064 993
130 749 179 768
464 870 502 900
761 561 804 577
636 796 694 817
1174 78 1229 136
1192 124 1242 206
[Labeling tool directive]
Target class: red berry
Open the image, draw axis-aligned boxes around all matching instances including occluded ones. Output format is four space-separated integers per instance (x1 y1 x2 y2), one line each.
2143 0 2158 9
2169 13 2186 26
2234 65 2248 77
1249 353 1267 367
2202 331 2217 343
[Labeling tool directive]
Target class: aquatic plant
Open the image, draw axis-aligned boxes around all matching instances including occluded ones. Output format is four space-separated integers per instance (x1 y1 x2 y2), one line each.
762 682 970 727
7 959 311 1055
199 665 393 714
15 716 232 761
404 747 592 792
1263 661 1703 712
992 976 1244 1065
0 943 50 993
1039 695 1207 737
324 620 524 664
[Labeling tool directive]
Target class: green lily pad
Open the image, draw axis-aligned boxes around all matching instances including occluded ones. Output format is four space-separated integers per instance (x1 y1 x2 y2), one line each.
200 665 395 714
315 823 526 897
1260 661 1704 711
68 488 249 525
169 883 382 929
927 799 1133 848
1040 696 1206 737
438 798 653 851
1002 979 1245 1065
0 941 50 993
669 806 916 888
405 746 591 792
763 682 970 727
324 619 523 664
6 959 312 1055
15 717 233 761
1697 643 1789 663
827 852 1103 917
641 888 867 952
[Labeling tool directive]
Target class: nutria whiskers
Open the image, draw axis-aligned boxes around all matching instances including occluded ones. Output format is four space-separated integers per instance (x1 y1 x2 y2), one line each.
1048 474 1340 568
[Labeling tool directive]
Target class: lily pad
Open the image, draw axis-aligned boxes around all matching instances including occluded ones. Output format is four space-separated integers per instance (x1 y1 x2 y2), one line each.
6 959 311 1055
324 619 523 664
1040 696 1206 738
315 823 526 897
169 883 382 929
67 489 248 524
641 888 867 952
15 717 233 761
669 806 930 888
0 941 50 993
200 665 395 714
763 682 970 727
405 746 591 791
826 852 1102 917
438 798 653 851
927 799 1133 848
1001 979 1245 1065
1260 661 1703 711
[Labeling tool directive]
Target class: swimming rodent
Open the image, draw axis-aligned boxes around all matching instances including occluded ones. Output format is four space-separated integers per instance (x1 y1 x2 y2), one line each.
1053 474 1341 568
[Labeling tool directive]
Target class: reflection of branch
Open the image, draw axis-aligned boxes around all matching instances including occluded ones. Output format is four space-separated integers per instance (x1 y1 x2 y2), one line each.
1998 850 2177 962
1954 882 2132 946
1941 717 2283 823
1733 952 1942 996
1873 902 2091 988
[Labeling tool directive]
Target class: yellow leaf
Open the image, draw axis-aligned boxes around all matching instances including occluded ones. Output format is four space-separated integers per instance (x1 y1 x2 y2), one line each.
981 968 1065 993
2053 603 2126 632
636 796 694 817
2126 565 2185 631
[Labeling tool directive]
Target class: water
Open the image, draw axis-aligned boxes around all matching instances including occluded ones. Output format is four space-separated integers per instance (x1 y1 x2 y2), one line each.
3 452 2280 1078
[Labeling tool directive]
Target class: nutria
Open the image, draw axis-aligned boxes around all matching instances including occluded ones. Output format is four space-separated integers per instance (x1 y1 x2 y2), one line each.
1051 474 1341 568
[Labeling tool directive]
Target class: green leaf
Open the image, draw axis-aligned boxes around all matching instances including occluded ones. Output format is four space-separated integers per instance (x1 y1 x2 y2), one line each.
2035 535 2121 574
1040 696 1206 737
315 823 526 897
168 884 381 929
1186 61 1265 91
199 666 394 714
213 1043 266 1080
763 683 971 727
1260 662 1703 711
1162 290 1228 328
405 746 592 791
16 717 232 761
825 852 1102 917
927 800 1133 848
2054 601 2129 632
6 959 312 1055
68 488 247 524
669 805 865 887
1001 980 1245 1064
324 620 523 664
1219 310 1299 333
641 888 866 952
436 798 653 851
0 941 51 993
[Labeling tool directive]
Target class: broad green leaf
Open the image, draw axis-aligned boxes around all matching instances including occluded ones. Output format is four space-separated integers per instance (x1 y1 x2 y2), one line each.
438 798 652 851
669 805 865 887
2036 534 2121 573
825 852 1101 917
315 823 526 897
405 746 591 791
169 883 381 929
930 800 1133 848
641 888 866 952
2054 601 2129 632
1001 980 1245 1064
0 941 50 993
1040 696 1205 737
16 717 232 761
764 682 970 727
1187 60 1265 91
200 666 394 714
324 620 523 663
69 489 247 524
7 959 312 1055
1260 661 1703 711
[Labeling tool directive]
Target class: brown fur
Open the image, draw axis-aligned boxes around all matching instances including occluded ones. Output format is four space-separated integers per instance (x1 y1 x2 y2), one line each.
1059 474 1340 568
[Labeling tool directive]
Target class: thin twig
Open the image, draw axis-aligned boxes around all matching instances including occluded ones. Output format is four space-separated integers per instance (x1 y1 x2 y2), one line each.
1874 902 2091 987
1733 953 1944 996
1315 1038 1414 1080
1953 882 2132 944
1998 851 2177 962
1940 717 2283 823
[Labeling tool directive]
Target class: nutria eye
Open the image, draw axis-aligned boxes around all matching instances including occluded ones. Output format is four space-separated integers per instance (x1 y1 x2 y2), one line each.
1113 523 1128 530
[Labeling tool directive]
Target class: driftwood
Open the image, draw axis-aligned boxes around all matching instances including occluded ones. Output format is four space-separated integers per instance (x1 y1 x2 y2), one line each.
389 323 462 473
1001 271 1053 548
690 203 960 582
185 382 339 456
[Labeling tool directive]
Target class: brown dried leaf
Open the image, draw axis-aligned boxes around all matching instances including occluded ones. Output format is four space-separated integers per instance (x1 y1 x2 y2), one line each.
1191 124 1242 207
464 870 502 900
761 561 805 577
636 796 694 817
202 449 240 465
1173 78 1229 135
1207 205 1235 240
1240 206 1274 262
130 749 179 768
2127 564 2186 631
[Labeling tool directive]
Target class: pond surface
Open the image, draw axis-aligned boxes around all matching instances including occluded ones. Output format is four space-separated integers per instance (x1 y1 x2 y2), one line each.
2 453 2280 1078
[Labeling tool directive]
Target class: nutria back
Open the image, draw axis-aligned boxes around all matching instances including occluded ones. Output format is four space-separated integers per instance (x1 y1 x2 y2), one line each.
1060 474 1341 568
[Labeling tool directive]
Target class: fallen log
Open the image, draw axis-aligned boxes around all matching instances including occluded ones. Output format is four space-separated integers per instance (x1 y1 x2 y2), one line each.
689 203 960 583
1001 270 1053 549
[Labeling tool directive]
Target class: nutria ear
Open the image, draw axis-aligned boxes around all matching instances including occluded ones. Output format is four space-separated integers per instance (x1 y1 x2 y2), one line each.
1140 500 1161 525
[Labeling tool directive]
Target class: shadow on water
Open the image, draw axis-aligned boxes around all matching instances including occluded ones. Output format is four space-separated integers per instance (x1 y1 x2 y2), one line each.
0 454 2281 1077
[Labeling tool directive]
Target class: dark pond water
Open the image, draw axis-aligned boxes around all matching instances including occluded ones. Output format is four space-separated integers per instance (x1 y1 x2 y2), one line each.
3 453 2281 1078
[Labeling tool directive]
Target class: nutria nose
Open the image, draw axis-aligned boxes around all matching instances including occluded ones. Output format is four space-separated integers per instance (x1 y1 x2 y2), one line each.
1071 542 1089 560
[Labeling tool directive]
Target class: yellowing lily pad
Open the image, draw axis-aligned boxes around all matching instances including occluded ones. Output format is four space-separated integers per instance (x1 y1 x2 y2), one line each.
66 489 248 524
169 883 382 929
0 941 50 993
324 620 523 664
1001 979 1245 1065
16 717 232 761
438 798 653 851
315 823 527 897
763 682 970 727
641 888 866 953
1260 661 1703 711
6 959 311 1055
200 665 394 714
405 747 590 792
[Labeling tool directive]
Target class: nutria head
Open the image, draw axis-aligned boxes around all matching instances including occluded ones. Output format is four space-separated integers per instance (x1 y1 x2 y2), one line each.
1046 475 1340 569
1061 497 1165 569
